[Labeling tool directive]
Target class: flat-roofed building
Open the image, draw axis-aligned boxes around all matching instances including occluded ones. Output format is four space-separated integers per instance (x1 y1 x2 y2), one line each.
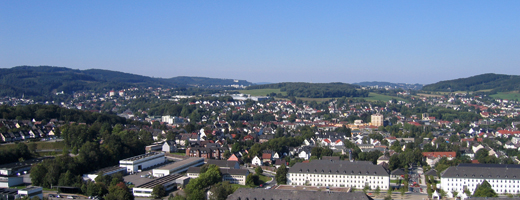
287 160 390 190
152 157 204 177
119 152 166 173
227 188 373 200
18 186 43 199
83 166 127 181
0 157 52 176
206 160 240 169
133 174 183 197
187 167 249 185
441 164 520 194
0 176 23 188
0 188 19 199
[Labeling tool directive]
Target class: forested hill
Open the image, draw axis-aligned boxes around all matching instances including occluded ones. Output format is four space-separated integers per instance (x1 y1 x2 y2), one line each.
246 82 368 98
0 66 252 97
422 73 520 92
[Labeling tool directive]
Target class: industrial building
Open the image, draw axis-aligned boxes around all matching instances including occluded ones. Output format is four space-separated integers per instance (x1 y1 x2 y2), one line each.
0 176 23 188
152 157 204 177
119 152 166 173
133 174 183 197
227 188 373 200
83 166 127 181
187 167 250 185
0 157 52 176
18 186 43 199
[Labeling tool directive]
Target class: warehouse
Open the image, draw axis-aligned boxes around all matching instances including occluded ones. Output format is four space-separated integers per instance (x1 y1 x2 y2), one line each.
119 152 166 173
18 186 43 199
133 174 183 197
0 176 23 188
83 166 127 181
152 157 204 177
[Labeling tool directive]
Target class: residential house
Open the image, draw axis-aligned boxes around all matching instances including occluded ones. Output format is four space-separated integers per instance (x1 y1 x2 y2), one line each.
162 141 178 153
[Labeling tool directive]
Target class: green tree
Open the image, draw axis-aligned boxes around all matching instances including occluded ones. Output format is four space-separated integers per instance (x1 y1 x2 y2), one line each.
275 164 287 184
209 181 234 200
246 174 259 187
104 182 134 200
152 184 166 199
375 186 381 196
473 180 498 197
255 167 263 175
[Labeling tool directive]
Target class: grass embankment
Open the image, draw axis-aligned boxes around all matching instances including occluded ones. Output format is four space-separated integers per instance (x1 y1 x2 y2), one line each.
0 141 65 151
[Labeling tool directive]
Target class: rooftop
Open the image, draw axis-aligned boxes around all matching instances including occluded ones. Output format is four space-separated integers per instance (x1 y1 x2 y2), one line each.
227 188 372 200
135 174 183 189
155 157 204 171
121 152 164 162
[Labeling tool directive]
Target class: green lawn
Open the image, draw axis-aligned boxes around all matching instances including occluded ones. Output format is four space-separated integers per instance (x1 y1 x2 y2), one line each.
258 174 272 184
231 184 252 190
0 141 65 151
491 91 520 100
238 89 287 96
238 89 405 103
356 92 407 102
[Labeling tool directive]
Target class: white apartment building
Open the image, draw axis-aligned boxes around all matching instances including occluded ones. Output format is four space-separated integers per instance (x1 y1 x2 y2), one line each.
287 160 390 190
441 164 520 194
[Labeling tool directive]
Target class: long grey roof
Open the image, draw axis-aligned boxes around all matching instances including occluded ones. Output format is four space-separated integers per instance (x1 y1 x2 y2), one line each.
227 188 373 200
186 167 249 176
441 164 520 180
289 160 389 176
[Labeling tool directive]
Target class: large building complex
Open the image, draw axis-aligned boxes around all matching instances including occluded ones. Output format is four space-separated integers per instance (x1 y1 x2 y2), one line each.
133 174 183 197
187 167 249 185
119 152 166 173
371 113 384 127
227 188 373 200
441 164 520 194
287 160 390 190
83 166 127 181
152 157 204 177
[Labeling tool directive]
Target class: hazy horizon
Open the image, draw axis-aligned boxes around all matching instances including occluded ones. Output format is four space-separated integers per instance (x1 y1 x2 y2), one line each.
2 1 519 84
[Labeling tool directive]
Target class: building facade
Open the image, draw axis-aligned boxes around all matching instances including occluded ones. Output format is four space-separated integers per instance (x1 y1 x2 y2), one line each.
371 114 384 127
287 160 390 190
441 164 520 194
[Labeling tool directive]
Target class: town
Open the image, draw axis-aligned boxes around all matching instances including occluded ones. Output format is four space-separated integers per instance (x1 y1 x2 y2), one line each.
1 82 520 200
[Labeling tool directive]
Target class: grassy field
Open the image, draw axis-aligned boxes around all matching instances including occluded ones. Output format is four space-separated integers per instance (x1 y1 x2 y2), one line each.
238 88 287 96
491 91 520 100
258 174 272 183
0 141 65 151
238 89 404 103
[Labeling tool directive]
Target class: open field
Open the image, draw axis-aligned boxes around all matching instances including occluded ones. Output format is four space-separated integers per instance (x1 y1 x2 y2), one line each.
239 89 405 103
415 93 444 97
238 88 287 96
356 93 407 102
0 141 65 151
491 91 520 100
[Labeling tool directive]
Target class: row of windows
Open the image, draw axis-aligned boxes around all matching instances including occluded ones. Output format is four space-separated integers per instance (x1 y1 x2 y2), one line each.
290 174 384 179
291 178 383 185
290 182 388 189
447 179 520 183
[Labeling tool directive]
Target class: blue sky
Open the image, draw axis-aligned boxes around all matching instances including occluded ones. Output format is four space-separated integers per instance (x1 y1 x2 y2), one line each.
1 1 519 84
